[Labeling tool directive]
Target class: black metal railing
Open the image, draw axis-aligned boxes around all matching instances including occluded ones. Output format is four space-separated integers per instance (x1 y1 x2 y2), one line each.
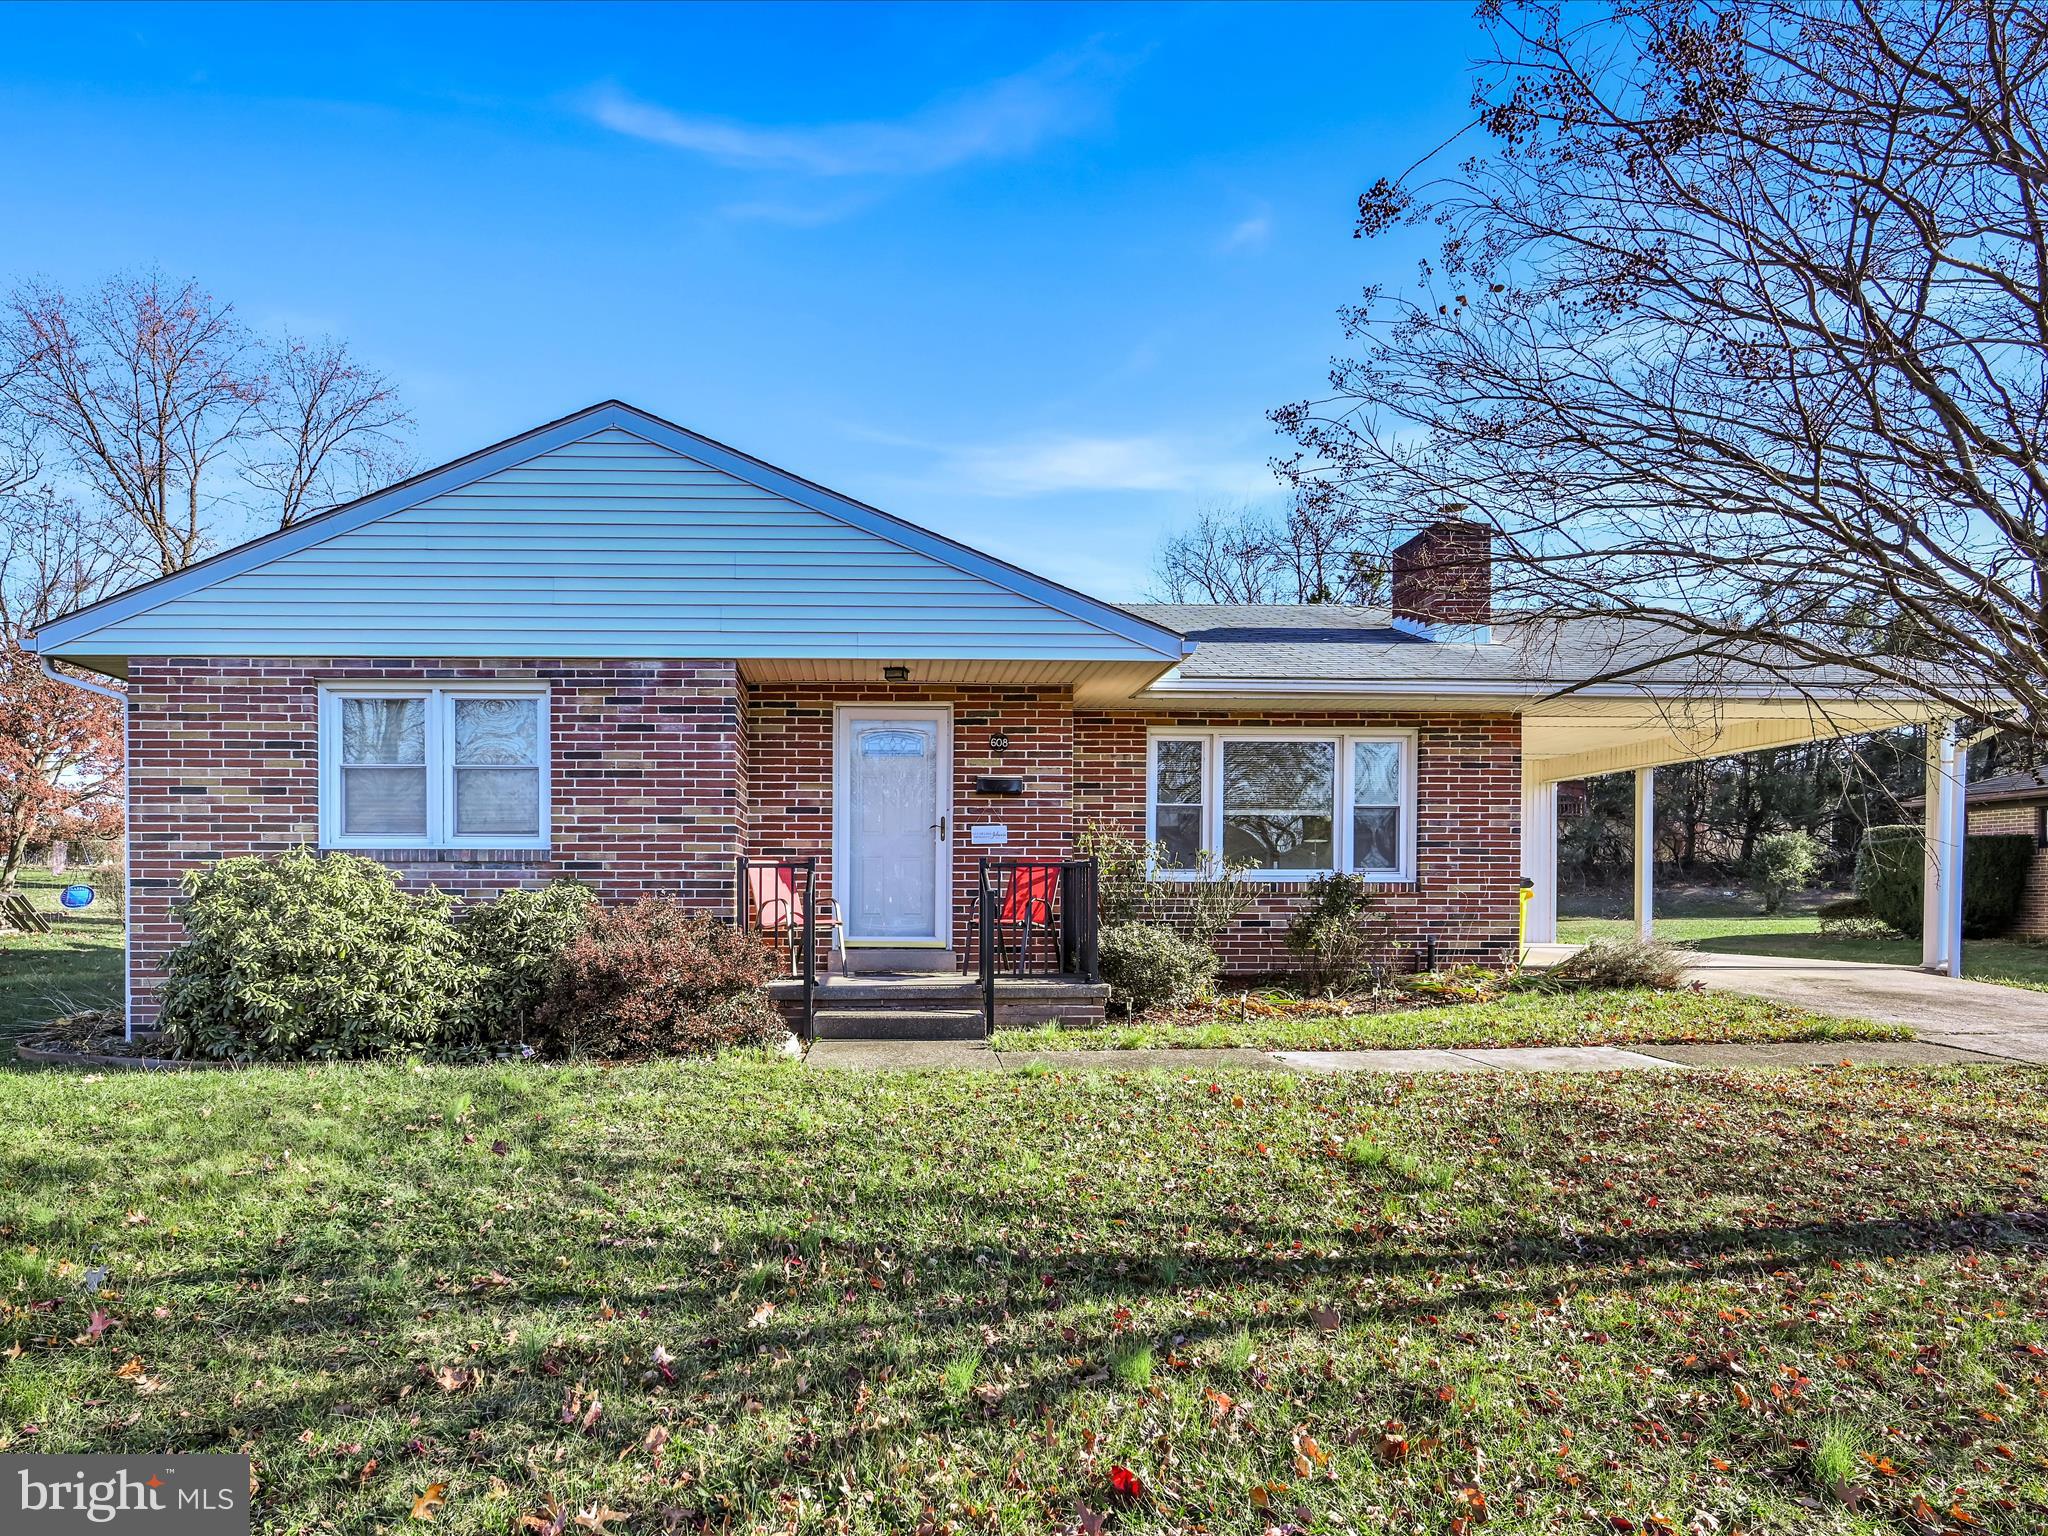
975 857 1101 1034
735 855 818 1041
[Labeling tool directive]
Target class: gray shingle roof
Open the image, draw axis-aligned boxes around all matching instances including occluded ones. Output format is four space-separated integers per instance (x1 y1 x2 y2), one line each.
1119 604 1878 691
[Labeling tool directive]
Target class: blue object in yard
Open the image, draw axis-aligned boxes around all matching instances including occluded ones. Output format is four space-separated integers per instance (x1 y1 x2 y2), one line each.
58 883 95 910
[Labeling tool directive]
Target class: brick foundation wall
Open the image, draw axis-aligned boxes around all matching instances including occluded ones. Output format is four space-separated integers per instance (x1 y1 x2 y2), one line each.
125 657 744 1028
1966 802 2048 936
1074 709 1523 974
745 684 1074 969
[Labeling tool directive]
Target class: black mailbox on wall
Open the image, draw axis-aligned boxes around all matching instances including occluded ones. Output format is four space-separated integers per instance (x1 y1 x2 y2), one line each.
973 775 1025 796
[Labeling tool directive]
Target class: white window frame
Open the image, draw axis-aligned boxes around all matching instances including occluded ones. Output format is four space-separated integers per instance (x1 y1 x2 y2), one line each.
1145 726 1418 883
318 683 551 851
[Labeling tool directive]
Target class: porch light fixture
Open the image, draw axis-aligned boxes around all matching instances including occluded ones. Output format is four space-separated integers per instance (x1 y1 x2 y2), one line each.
882 665 911 682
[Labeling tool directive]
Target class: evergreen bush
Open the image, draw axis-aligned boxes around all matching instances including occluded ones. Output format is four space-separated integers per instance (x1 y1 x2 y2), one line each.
159 848 471 1060
1098 922 1218 1017
1855 823 2035 938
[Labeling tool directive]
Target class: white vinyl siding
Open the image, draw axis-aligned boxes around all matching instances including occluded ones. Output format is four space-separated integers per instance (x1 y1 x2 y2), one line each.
65 428 1165 660
1146 727 1418 882
319 684 549 850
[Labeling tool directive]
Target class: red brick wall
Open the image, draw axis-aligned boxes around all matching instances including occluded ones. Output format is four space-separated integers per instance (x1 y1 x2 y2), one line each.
1966 802 2048 936
123 659 1525 1025
1074 709 1523 974
745 684 1074 968
125 657 744 1027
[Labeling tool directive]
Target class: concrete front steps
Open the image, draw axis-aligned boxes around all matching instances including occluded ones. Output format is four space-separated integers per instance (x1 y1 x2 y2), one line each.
769 970 1108 1039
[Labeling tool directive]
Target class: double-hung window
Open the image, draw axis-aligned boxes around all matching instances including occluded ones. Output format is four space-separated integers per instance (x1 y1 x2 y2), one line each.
1145 729 1416 881
319 686 550 849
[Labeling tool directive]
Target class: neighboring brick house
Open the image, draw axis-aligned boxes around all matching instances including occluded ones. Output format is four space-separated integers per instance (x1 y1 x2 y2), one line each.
1942 771 2048 937
27 401 1947 1033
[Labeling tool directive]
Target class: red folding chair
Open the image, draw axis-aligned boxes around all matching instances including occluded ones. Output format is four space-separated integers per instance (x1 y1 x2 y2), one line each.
745 863 840 975
991 862 1063 974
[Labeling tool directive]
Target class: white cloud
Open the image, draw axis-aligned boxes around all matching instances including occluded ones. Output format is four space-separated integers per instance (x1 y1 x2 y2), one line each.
583 46 1118 178
1220 205 1272 252
934 432 1279 499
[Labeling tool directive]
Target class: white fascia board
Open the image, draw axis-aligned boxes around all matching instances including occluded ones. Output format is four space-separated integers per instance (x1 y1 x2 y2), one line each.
1139 673 1937 704
29 401 1191 664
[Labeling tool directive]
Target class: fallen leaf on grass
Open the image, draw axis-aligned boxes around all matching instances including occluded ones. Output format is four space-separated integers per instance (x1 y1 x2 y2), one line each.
1249 1480 1289 1508
1291 1426 1329 1475
1108 1464 1145 1501
574 1504 629 1532
410 1482 448 1521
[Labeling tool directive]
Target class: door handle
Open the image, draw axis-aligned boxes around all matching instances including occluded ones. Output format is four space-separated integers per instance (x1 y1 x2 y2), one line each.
932 816 948 840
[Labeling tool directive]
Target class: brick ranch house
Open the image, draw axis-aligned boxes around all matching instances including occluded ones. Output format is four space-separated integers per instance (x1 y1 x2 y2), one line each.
28 401 1954 1035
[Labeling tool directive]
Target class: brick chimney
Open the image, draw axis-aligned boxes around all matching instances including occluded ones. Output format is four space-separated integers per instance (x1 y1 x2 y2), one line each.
1390 517 1492 637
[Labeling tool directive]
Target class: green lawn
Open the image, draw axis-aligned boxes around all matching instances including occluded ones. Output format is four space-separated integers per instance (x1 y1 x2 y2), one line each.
1559 913 2048 992
999 984 1904 1053
0 869 124 1058
2 1059 2044 1533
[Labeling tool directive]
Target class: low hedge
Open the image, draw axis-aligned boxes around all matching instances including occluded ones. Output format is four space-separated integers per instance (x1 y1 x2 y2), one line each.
534 899 785 1059
159 848 472 1061
1854 823 2034 939
159 850 785 1062
1099 922 1218 1017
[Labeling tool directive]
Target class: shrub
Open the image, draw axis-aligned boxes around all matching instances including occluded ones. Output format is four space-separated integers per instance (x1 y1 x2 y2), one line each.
1285 873 1390 995
1749 830 1822 914
1098 921 1218 1017
1173 850 1258 947
1076 822 1163 927
1815 895 1898 938
1856 824 2035 938
158 848 471 1061
1542 937 1686 990
535 898 784 1058
455 881 594 1048
87 862 125 917
1074 820 1254 944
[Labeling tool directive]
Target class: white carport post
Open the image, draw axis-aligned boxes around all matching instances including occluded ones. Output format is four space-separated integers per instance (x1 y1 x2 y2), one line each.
1633 767 1656 942
1921 722 1966 977
1520 776 1559 946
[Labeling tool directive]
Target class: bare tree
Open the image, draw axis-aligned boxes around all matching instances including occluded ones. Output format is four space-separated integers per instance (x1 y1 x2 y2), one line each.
245 332 412 529
1 270 411 578
1150 500 1388 604
1274 0 2048 731
0 486 138 634
3 272 259 576
1153 504 1290 603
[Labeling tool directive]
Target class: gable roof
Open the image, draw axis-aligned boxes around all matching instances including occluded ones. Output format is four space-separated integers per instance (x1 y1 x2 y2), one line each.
31 401 1189 667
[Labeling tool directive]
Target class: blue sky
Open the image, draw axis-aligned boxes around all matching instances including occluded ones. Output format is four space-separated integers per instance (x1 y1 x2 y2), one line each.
2 1 1483 598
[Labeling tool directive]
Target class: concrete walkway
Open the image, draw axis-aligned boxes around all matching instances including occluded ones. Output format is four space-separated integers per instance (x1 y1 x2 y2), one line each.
804 1035 1998 1073
804 942 2048 1073
1682 949 2048 1063
1524 941 2048 1064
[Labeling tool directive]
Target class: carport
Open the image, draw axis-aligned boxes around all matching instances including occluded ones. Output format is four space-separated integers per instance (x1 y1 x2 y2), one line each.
1519 688 1965 975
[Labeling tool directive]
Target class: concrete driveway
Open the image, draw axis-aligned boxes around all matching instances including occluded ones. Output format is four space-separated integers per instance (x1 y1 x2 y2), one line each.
1527 942 2048 1064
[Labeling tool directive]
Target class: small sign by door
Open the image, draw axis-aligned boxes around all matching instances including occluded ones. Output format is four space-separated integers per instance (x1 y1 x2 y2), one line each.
969 823 1009 846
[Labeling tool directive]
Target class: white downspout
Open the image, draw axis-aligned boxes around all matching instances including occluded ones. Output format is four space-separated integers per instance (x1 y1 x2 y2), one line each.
37 657 133 1037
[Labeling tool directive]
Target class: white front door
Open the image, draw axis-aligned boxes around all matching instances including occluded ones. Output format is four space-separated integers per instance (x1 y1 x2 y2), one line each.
838 706 951 945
